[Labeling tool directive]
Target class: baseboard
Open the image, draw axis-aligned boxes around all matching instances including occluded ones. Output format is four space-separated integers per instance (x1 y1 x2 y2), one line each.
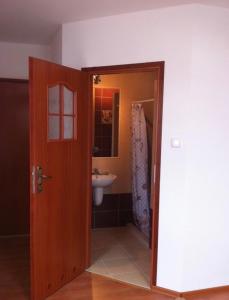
152 284 229 299
181 285 229 297
152 285 181 298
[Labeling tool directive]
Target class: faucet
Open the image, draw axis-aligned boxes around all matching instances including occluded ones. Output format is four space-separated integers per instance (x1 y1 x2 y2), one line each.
92 168 100 175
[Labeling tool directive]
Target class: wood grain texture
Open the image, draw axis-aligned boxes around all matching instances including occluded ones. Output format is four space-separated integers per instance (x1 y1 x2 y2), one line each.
82 61 165 74
83 61 165 287
82 68 92 269
29 58 89 300
48 272 175 300
0 79 29 235
151 63 164 285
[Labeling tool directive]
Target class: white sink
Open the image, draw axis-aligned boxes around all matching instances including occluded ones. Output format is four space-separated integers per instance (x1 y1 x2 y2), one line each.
92 174 117 188
92 174 117 206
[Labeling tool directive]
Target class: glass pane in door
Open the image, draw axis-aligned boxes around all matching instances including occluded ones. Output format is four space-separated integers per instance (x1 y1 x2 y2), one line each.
64 116 73 139
63 87 74 115
48 116 60 139
48 85 60 114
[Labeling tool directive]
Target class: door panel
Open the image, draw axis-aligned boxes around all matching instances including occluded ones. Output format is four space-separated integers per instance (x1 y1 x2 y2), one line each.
29 58 89 300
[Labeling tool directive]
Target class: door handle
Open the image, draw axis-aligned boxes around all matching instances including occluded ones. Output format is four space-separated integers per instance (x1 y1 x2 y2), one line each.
41 174 52 180
36 166 52 193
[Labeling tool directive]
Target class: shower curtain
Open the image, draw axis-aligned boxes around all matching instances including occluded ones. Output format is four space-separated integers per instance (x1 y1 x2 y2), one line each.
131 104 150 237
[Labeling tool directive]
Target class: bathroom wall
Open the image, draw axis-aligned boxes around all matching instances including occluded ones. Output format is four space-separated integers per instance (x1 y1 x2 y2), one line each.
93 87 119 157
92 193 132 228
92 72 155 194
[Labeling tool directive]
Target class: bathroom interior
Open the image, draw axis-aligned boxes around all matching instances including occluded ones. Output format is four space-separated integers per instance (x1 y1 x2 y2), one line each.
88 71 157 288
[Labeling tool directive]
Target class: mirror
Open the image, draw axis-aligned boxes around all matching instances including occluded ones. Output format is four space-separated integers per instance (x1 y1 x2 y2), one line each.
93 87 120 157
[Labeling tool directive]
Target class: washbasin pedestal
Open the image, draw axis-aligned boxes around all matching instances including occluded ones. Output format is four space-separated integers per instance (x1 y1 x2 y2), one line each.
93 187 104 206
92 174 117 206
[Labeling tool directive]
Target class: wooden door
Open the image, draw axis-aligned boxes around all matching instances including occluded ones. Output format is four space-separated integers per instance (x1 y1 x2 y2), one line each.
29 58 89 300
0 79 29 235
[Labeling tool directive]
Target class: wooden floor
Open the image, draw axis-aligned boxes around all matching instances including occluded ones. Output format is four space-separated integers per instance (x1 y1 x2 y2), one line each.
0 236 29 300
1 236 229 300
0 236 175 300
48 272 175 300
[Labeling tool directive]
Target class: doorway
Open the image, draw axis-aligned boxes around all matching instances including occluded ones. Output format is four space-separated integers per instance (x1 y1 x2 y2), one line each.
0 79 30 300
83 62 164 289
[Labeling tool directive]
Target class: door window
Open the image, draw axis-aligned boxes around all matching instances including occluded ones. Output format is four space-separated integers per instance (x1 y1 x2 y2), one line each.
48 85 76 141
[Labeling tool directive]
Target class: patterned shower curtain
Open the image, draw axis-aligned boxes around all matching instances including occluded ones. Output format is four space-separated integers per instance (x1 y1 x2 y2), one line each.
131 104 150 237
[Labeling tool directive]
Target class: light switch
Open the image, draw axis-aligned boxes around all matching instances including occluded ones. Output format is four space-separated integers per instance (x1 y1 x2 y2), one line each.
171 138 181 148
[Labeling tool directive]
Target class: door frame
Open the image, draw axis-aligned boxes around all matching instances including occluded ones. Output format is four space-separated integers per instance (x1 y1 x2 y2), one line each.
82 61 164 287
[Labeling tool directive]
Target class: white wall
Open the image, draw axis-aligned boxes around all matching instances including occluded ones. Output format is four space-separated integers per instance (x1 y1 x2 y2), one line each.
62 4 229 292
181 5 229 291
0 41 51 79
49 27 62 64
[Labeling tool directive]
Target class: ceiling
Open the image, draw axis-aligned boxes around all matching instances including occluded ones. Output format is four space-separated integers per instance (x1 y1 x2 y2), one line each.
0 0 228 45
